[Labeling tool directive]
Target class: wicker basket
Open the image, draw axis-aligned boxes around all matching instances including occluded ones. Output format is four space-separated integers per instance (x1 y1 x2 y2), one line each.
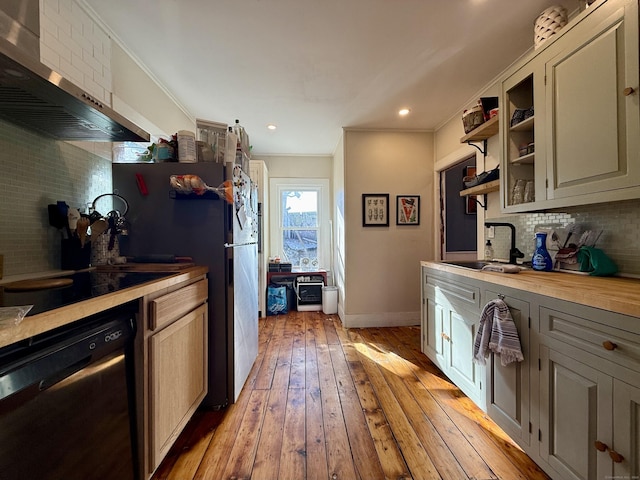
534 6 568 49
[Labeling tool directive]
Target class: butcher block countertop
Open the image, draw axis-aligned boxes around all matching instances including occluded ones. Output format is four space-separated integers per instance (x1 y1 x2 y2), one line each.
422 261 640 318
0 266 208 350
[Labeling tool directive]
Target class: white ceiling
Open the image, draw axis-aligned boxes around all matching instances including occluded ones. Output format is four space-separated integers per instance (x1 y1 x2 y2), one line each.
84 0 576 156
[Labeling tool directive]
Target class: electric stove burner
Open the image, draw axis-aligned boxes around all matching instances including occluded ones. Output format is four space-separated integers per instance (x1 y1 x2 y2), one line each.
0 271 174 316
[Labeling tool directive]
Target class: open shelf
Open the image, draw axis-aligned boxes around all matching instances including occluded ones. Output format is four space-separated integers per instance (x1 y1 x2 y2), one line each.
460 115 499 143
459 179 500 197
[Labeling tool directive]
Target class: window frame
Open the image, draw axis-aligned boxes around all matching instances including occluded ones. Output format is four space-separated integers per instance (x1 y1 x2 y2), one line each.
269 178 330 270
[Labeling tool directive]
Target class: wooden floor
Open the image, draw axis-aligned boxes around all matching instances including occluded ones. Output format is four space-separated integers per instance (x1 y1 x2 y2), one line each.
151 312 550 480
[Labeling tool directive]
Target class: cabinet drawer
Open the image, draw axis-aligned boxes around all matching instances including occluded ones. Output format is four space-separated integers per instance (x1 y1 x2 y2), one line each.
540 306 640 373
428 276 480 311
150 279 208 331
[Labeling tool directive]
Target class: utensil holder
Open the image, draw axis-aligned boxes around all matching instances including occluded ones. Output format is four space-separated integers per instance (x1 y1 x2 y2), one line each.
91 234 120 266
61 238 91 270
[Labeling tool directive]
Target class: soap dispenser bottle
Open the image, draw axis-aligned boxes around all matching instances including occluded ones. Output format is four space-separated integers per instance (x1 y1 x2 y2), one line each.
484 240 494 261
532 232 553 271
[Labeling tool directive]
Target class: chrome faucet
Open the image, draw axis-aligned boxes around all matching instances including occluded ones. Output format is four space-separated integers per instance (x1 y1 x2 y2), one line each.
484 222 525 264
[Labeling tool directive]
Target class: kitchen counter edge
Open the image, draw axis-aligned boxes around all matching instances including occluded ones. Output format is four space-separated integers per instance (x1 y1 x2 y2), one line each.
422 261 640 318
0 266 209 349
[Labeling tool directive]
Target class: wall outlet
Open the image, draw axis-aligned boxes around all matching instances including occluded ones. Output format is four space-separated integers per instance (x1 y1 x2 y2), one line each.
487 226 495 238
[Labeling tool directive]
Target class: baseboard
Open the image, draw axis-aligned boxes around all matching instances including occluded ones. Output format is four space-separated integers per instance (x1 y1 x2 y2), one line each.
341 311 420 328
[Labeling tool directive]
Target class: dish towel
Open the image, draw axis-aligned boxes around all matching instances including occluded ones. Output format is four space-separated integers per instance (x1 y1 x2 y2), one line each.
473 299 524 366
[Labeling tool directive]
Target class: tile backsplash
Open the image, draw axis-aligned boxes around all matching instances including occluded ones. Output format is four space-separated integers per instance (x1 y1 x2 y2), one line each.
0 119 112 277
488 199 640 276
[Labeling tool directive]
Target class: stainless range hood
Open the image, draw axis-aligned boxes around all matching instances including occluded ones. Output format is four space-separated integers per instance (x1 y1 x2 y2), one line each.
0 1 149 142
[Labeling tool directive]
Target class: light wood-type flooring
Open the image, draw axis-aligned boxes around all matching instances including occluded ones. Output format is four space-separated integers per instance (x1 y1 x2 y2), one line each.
151 311 550 480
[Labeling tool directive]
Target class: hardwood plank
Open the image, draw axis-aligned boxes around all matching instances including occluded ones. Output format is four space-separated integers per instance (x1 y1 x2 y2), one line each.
193 389 262 480
304 317 328 480
355 329 486 480
253 316 287 390
341 342 411 480
279 387 306 479
316 343 359 479
251 322 294 480
328 343 387 480
349 330 442 480
164 411 223 480
220 390 270 480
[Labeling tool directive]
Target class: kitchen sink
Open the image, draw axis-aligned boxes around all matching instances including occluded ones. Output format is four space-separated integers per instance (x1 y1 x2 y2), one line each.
440 260 491 270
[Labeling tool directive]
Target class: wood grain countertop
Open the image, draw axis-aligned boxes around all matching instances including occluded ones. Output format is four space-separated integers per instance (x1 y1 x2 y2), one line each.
422 261 640 318
0 266 208 350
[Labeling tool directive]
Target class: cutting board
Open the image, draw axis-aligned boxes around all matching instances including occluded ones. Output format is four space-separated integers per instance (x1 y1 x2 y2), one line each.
96 262 195 272
3 278 74 291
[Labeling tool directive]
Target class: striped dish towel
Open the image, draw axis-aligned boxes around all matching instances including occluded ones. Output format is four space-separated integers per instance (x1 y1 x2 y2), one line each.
473 299 524 366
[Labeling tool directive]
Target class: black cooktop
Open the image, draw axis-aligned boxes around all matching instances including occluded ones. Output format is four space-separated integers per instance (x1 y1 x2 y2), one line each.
0 271 174 316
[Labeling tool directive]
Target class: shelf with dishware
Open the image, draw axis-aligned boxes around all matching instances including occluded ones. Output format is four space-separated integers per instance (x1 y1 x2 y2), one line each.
510 152 535 165
459 179 500 197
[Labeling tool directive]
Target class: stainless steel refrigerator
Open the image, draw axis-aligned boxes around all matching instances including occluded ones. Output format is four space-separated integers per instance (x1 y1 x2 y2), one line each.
112 162 258 408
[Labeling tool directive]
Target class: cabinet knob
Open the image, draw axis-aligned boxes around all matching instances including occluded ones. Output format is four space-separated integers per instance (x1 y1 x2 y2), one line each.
609 450 624 463
602 341 618 351
440 332 450 341
623 87 635 96
594 440 608 452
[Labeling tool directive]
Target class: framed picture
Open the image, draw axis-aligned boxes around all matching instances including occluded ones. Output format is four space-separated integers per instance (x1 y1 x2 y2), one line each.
396 195 420 225
464 166 477 215
362 193 389 226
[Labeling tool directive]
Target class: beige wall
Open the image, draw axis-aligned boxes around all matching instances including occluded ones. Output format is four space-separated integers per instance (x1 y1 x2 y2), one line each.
343 129 434 328
332 136 345 318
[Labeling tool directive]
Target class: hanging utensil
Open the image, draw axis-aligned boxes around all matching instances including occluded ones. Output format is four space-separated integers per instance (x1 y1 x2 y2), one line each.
77 217 90 247
90 218 108 243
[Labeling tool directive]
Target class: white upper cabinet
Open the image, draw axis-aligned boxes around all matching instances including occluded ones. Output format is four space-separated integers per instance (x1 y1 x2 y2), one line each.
545 0 640 201
501 0 640 212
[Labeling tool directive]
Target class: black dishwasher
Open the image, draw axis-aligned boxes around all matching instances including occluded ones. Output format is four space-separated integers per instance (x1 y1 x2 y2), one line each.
0 303 139 480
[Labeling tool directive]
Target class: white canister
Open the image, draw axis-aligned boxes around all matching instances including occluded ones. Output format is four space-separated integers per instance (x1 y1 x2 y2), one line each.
177 130 197 163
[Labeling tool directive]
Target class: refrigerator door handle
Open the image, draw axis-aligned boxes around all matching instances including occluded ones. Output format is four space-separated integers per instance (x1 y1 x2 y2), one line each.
224 241 257 248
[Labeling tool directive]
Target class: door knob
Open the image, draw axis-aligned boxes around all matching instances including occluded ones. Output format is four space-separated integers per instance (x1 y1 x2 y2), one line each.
594 440 608 452
609 450 624 463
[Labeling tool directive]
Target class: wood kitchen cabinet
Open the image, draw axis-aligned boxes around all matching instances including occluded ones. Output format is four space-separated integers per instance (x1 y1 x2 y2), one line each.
501 0 640 212
143 277 209 478
421 267 484 409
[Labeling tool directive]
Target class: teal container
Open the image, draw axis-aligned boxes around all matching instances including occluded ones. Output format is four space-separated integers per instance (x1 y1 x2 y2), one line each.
532 232 553 271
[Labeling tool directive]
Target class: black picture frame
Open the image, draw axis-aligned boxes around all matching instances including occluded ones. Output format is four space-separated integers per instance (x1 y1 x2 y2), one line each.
362 193 389 226
396 195 420 225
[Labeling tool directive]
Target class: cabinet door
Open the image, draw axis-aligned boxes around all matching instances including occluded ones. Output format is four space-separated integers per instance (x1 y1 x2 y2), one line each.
613 379 640 478
546 0 640 200
445 304 484 409
149 304 208 469
423 296 447 370
484 291 531 446
539 345 613 480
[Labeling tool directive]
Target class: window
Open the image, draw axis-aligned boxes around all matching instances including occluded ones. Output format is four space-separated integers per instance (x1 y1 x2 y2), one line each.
269 178 330 270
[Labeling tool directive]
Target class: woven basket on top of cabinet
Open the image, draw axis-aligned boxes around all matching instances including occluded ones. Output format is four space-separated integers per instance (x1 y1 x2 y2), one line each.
534 5 568 49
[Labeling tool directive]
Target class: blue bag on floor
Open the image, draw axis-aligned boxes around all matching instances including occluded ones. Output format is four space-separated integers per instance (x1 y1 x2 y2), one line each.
267 285 288 316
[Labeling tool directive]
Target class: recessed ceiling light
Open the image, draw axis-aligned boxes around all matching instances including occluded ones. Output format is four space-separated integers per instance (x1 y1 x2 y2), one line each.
267 124 277 130
398 108 411 116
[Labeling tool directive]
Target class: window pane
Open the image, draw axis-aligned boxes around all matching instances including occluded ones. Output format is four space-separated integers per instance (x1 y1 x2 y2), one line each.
281 191 318 228
282 229 318 268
